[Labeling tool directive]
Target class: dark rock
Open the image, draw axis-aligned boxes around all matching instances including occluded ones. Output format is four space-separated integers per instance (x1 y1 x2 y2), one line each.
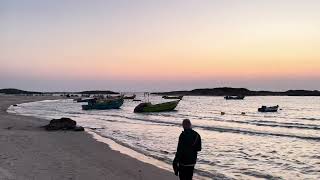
44 117 77 131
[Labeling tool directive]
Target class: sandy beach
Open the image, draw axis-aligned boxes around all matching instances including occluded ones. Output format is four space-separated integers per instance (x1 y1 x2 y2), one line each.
0 95 177 180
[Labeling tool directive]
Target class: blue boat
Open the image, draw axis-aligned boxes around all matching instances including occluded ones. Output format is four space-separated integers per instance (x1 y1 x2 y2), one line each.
82 98 124 110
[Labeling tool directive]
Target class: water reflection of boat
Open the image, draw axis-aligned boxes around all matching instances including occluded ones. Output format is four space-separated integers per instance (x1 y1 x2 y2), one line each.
134 100 180 113
224 96 245 100
82 98 124 110
258 105 279 112
162 95 183 100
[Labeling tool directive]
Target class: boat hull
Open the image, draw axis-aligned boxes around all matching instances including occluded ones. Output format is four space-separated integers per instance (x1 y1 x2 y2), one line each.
162 96 183 100
224 96 245 100
258 106 279 112
124 94 136 99
134 100 180 113
75 98 95 103
82 98 124 110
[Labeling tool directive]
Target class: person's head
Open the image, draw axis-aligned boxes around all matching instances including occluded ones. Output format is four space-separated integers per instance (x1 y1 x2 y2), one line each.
182 119 192 130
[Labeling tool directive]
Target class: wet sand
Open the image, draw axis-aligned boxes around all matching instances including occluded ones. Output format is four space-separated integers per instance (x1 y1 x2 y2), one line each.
0 95 177 180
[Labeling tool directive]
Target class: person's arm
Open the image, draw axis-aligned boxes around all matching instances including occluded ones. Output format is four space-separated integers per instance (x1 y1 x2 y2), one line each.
195 133 202 152
173 133 183 163
173 133 183 175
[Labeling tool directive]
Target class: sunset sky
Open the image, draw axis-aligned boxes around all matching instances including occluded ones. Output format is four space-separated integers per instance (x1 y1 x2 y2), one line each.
1 0 320 91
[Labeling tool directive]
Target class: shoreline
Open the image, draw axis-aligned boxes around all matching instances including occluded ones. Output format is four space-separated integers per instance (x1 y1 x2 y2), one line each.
0 95 177 180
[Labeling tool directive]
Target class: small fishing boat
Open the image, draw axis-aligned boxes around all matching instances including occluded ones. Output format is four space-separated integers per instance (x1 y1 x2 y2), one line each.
162 95 183 100
124 94 136 99
224 96 245 100
258 105 279 112
82 98 124 110
106 95 123 99
74 98 95 103
134 100 180 113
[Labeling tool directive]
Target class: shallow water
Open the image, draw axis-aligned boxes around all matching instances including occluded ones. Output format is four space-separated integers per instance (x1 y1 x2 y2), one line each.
8 95 320 179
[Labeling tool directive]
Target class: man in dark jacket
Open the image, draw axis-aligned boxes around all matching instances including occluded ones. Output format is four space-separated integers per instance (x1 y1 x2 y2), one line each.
173 119 202 180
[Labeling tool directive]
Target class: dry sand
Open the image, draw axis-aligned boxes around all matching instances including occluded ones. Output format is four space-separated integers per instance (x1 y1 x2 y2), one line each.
0 95 177 180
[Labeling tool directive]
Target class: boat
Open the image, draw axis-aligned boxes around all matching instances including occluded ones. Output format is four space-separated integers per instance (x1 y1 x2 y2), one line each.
162 95 183 100
258 105 279 112
134 100 180 113
106 95 122 99
124 94 136 99
82 98 124 110
224 95 245 100
74 98 95 103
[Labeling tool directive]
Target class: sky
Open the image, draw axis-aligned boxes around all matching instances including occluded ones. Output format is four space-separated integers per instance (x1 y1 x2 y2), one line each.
1 0 320 92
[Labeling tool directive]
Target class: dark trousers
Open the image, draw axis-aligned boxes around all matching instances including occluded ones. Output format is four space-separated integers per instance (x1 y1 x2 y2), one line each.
179 165 194 180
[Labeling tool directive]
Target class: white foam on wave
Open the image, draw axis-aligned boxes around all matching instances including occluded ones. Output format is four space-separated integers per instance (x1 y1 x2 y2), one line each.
86 129 210 180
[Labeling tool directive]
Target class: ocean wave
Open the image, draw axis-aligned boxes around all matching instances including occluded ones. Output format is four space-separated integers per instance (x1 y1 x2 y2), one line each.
177 111 320 123
298 117 320 121
99 112 320 132
242 170 282 180
97 114 320 141
92 130 232 180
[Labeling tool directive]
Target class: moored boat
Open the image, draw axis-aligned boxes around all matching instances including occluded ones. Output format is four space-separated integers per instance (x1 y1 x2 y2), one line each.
124 94 136 99
74 98 95 103
258 105 279 112
162 95 183 100
82 98 124 110
224 95 245 100
134 100 180 113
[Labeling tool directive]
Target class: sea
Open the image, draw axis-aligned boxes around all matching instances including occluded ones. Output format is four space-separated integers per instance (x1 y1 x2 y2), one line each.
8 95 320 179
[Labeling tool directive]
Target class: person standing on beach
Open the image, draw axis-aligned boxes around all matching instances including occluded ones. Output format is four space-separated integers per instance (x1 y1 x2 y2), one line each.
173 119 202 180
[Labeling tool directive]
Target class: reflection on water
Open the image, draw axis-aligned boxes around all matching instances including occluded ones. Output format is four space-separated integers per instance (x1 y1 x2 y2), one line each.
8 95 320 179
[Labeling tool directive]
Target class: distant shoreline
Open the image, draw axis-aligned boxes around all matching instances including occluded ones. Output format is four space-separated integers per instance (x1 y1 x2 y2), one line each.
152 87 320 96
1 87 320 96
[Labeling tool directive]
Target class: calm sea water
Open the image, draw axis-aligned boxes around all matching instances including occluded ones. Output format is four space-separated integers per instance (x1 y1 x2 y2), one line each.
8 95 320 179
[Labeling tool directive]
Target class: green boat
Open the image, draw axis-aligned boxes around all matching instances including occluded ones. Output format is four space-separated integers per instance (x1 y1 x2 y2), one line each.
134 100 180 113
82 98 124 110
162 95 183 100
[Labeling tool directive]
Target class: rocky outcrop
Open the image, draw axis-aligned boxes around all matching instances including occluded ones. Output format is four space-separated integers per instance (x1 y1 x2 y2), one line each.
79 90 119 95
152 87 320 96
44 118 84 131
0 88 42 95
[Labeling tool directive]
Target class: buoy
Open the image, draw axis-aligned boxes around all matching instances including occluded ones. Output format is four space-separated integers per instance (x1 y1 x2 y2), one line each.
221 112 225 115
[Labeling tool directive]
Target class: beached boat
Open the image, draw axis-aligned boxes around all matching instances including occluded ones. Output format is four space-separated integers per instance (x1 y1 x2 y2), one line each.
124 94 136 99
224 95 245 100
162 95 183 100
258 105 279 112
82 98 124 110
134 100 180 113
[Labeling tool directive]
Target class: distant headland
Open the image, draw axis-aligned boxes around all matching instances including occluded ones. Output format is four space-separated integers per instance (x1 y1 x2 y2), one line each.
1 87 320 96
0 88 119 95
0 88 43 95
152 87 320 96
